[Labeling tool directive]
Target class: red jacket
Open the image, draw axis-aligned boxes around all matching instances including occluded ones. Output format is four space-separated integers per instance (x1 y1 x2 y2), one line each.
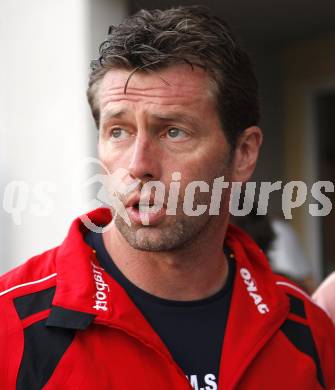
0 208 334 389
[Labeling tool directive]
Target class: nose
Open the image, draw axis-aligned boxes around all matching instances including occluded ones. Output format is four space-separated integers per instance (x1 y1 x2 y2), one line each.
127 133 162 182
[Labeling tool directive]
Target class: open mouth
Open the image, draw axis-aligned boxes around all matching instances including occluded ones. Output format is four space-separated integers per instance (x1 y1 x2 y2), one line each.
129 199 162 211
138 202 163 213
126 198 166 225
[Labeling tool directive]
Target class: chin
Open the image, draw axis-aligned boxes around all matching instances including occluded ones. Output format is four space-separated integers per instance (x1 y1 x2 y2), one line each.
115 218 188 252
115 214 210 253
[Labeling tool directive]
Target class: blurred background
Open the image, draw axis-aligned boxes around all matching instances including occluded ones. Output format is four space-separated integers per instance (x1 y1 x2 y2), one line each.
0 0 334 286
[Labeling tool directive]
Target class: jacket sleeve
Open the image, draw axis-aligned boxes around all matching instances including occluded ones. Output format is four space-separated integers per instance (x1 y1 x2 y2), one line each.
306 297 335 390
0 295 24 389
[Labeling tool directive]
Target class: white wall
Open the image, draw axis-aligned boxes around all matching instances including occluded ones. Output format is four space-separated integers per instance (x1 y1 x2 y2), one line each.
0 0 127 273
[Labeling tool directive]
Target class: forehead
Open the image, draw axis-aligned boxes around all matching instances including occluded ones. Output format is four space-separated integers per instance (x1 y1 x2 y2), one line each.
98 64 215 113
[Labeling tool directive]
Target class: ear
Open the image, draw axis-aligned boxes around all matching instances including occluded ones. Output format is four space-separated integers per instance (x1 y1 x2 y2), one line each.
231 126 263 182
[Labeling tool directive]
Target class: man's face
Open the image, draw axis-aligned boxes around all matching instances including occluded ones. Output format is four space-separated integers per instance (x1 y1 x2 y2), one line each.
97 64 235 251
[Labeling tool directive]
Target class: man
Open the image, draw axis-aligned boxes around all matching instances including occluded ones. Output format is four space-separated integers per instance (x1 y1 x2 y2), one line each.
0 6 334 390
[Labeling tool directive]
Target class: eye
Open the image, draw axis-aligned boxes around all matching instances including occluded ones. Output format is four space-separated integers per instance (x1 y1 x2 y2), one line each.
109 128 130 141
166 127 189 141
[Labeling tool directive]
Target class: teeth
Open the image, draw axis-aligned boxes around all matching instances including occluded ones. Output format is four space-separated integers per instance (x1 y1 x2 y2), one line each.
138 204 162 212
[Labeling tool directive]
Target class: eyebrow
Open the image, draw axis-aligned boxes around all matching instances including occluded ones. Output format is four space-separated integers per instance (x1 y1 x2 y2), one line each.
151 113 188 121
101 108 199 129
151 112 199 129
101 108 129 122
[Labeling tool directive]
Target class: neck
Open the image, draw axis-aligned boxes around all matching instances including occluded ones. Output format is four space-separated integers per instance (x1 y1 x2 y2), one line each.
103 218 229 301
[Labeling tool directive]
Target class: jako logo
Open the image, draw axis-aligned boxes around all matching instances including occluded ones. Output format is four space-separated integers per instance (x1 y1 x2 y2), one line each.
240 268 270 314
92 263 110 312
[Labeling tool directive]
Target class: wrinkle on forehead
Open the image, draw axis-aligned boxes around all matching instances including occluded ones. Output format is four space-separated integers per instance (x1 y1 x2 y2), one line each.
98 65 214 110
100 91 204 112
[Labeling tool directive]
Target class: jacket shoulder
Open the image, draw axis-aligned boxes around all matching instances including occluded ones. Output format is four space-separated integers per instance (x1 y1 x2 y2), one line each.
275 275 335 389
274 275 332 322
0 247 58 300
0 247 61 387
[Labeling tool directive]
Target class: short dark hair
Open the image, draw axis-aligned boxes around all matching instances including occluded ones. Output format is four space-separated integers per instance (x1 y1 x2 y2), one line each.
87 5 260 148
